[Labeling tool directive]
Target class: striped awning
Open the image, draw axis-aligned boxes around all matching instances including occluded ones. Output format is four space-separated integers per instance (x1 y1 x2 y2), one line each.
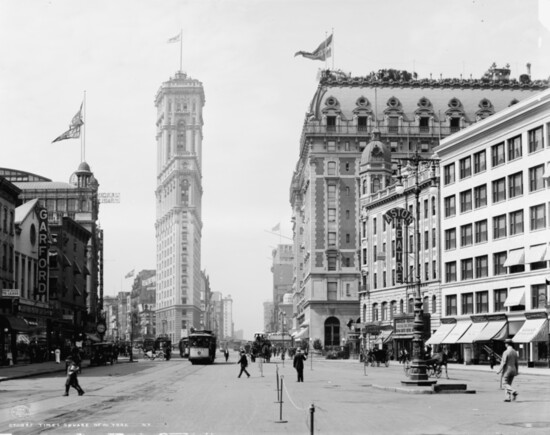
425 322 456 345
457 322 488 344
526 244 547 263
474 321 507 342
512 318 548 343
504 287 525 307
503 249 525 267
441 321 471 344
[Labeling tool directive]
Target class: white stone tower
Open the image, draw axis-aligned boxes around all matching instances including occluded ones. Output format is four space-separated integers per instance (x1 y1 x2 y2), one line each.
154 71 205 342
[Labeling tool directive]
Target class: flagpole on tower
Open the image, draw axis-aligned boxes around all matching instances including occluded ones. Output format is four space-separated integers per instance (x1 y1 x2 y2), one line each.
179 28 183 72
82 90 86 162
331 28 335 71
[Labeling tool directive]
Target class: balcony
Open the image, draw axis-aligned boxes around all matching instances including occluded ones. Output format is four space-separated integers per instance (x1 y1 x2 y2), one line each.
302 123 465 140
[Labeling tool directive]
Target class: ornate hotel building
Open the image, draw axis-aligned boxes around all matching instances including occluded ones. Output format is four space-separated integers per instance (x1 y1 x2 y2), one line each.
290 66 547 349
154 71 205 342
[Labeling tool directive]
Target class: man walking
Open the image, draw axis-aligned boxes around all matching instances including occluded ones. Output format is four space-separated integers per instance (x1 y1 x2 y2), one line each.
237 351 250 378
496 339 519 402
293 349 307 382
64 356 85 396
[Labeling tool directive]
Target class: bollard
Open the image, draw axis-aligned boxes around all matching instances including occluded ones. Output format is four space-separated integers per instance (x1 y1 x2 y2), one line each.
275 365 280 402
309 404 315 435
274 375 287 423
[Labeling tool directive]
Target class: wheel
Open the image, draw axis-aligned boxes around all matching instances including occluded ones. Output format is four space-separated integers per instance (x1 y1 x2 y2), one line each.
435 367 442 378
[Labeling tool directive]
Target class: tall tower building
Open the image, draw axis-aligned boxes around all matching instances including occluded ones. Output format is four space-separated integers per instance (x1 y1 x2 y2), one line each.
154 71 205 343
222 295 233 339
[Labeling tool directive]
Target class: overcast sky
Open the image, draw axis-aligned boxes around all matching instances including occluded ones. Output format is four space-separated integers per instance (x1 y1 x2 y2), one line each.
0 0 548 339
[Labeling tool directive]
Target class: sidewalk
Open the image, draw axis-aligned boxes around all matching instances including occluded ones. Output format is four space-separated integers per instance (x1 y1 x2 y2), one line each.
0 357 133 382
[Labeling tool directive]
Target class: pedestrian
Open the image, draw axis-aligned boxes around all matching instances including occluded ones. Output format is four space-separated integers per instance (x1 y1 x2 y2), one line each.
237 351 250 378
224 348 229 362
490 351 497 370
293 349 307 382
496 339 519 402
257 354 264 377
55 347 61 364
63 356 84 396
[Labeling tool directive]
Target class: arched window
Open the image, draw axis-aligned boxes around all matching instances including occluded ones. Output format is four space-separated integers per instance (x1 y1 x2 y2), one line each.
324 317 340 347
423 296 429 313
408 298 414 313
390 300 397 319
362 179 367 195
372 303 379 321
399 299 404 313
431 295 437 314
363 304 367 322
381 302 388 320
372 177 381 193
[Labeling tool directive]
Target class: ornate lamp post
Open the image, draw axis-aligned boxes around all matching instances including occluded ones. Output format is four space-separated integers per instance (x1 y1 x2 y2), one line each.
395 150 439 386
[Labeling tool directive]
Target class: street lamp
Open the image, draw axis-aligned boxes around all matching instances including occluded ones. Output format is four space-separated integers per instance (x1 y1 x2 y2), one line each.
279 311 286 367
395 150 439 386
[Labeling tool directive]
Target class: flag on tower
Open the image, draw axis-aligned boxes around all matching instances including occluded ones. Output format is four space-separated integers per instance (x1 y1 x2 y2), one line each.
52 102 84 143
272 223 281 232
125 269 135 279
295 34 333 61
167 32 181 43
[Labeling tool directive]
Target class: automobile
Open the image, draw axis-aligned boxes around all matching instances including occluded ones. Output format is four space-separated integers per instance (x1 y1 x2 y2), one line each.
90 342 117 366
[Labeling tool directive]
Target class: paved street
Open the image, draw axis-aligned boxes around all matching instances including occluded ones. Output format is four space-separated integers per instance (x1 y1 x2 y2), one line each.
0 352 549 434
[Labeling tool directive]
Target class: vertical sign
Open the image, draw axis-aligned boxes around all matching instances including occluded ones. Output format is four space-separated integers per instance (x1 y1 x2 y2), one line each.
384 207 413 285
37 207 49 296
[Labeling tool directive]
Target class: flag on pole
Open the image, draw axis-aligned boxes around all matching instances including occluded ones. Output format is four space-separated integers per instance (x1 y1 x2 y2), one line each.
52 102 84 143
125 269 135 279
272 223 281 232
167 32 181 43
295 34 333 61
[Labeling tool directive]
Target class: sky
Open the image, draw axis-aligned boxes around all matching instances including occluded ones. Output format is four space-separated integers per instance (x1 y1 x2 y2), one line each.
0 0 549 340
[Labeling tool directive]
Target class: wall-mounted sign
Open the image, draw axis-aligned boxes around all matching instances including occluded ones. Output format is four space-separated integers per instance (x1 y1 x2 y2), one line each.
384 207 413 284
2 289 20 297
37 207 49 296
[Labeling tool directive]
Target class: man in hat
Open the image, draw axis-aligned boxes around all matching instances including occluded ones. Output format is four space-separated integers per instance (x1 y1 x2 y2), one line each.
237 351 250 378
293 348 307 382
496 339 519 402
64 356 85 396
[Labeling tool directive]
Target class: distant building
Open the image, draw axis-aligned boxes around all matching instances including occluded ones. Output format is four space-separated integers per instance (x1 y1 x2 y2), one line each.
222 295 233 339
272 244 293 310
130 270 156 342
263 301 274 332
154 71 206 343
210 291 223 339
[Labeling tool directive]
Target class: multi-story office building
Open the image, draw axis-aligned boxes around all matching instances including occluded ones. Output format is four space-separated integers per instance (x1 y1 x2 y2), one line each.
290 66 547 349
222 295 233 339
154 71 205 343
359 132 439 355
130 270 156 342
272 244 293 308
263 301 274 332
210 291 224 339
434 88 550 366
0 163 102 324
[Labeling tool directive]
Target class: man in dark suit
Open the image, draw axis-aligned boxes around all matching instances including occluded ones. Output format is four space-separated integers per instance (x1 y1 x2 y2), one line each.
293 349 307 382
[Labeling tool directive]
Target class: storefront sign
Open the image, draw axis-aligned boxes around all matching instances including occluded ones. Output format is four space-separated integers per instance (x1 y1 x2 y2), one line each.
2 289 20 297
384 207 413 284
37 207 49 296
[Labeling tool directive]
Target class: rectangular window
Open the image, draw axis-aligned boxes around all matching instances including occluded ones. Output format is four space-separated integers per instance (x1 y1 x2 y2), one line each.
373 273 377 290
528 126 543 153
362 248 367 265
531 284 547 309
474 185 487 208
432 197 436 216
432 260 437 279
358 116 368 131
492 178 506 203
475 219 488 243
373 217 377 235
493 252 507 276
476 291 489 313
444 228 456 250
459 156 472 179
432 228 436 248
424 199 428 219
328 208 336 222
462 293 474 314
461 258 473 280
424 230 429 250
507 135 522 160
493 215 507 239
327 282 337 300
529 165 545 192
460 190 472 213
327 253 337 271
445 261 457 282
509 210 524 236
491 142 505 167
388 116 399 133
508 172 523 198
444 195 456 217
475 255 488 278
444 163 455 185
425 262 429 281
419 116 430 133
460 224 473 246
326 116 336 132
474 150 486 173
327 184 336 202
494 288 507 312
446 295 457 316
328 232 336 246
530 204 546 230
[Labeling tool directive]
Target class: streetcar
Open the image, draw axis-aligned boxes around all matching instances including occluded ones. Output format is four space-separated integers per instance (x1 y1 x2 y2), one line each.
178 336 189 358
188 330 217 364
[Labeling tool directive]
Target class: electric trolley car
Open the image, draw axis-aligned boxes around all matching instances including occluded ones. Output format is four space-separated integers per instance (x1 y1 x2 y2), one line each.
188 330 217 364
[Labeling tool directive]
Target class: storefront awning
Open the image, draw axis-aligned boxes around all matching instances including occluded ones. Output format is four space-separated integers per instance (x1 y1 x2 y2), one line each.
503 248 525 267
441 321 471 344
457 322 488 343
504 287 525 307
526 244 547 263
294 327 309 340
512 318 549 343
374 330 393 345
425 322 456 345
0 315 33 333
86 333 101 342
474 320 508 342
